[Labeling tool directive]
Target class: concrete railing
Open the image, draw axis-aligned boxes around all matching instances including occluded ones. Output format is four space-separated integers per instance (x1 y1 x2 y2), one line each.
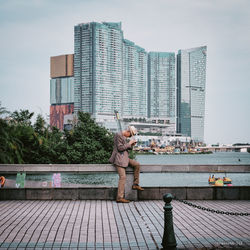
1 164 250 173
1 164 250 200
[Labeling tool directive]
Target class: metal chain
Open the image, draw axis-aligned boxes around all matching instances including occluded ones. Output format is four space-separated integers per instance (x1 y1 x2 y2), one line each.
173 197 250 216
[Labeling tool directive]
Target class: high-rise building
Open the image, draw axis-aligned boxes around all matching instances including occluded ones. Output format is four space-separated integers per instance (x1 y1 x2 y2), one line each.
50 22 207 141
148 52 176 119
122 39 147 117
177 46 207 142
74 22 123 118
50 54 74 130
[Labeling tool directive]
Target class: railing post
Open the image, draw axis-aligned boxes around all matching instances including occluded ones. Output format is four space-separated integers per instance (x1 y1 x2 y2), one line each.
162 193 177 250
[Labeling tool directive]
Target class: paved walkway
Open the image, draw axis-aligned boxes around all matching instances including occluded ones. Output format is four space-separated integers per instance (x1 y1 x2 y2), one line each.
0 200 250 249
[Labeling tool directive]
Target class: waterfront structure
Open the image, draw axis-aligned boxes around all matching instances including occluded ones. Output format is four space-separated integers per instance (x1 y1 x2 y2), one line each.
74 22 123 118
177 46 207 142
122 39 147 117
148 52 176 119
50 54 74 130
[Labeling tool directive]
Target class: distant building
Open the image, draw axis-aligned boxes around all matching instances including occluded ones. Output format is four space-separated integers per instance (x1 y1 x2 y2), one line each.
49 22 207 143
73 21 149 130
123 117 176 135
122 39 147 117
74 22 123 118
50 54 74 130
177 46 207 142
148 52 176 119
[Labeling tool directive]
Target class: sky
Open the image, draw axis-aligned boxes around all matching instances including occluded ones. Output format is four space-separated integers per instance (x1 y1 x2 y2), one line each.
0 0 250 145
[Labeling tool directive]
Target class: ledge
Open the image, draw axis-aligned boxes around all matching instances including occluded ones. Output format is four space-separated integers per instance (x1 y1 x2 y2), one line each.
1 186 250 200
1 164 250 173
1 164 250 201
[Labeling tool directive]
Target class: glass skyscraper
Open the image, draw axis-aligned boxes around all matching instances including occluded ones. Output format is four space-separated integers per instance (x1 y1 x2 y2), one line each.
122 39 147 117
148 52 176 119
177 46 207 142
74 22 123 117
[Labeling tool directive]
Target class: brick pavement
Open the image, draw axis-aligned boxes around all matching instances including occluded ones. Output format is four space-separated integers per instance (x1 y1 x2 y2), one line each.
0 200 250 249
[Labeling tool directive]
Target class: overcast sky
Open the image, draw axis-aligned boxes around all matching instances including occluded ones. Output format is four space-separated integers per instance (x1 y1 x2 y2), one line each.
1 0 250 145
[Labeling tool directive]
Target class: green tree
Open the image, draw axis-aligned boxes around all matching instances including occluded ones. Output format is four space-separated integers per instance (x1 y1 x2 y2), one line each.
31 114 68 163
0 103 10 117
9 110 39 163
0 104 23 163
65 112 114 163
10 109 34 126
0 107 116 164
0 119 24 163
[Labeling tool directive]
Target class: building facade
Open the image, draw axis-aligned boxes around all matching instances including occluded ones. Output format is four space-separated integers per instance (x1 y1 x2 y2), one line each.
177 46 207 142
122 39 147 117
50 54 74 78
74 22 123 117
50 77 74 104
50 104 74 130
50 54 74 130
148 52 176 119
49 22 207 142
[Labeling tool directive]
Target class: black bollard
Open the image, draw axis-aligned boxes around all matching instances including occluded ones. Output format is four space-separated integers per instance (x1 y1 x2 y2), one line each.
161 193 177 250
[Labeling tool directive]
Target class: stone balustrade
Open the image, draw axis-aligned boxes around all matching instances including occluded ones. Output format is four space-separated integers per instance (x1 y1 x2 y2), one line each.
0 164 250 200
